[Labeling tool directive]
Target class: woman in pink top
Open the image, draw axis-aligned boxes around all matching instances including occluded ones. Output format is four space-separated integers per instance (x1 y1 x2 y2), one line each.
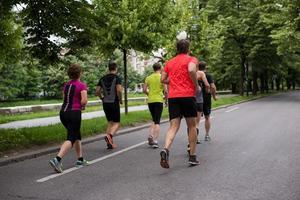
49 64 89 173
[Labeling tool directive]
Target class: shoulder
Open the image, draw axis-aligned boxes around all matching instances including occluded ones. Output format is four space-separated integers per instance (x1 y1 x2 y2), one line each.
189 56 198 64
78 81 87 89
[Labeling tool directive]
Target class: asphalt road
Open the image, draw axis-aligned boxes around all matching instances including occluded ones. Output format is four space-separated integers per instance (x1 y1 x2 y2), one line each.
0 91 299 200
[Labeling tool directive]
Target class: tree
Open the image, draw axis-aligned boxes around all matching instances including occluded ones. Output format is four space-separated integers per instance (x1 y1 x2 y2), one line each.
20 0 94 64
93 0 176 113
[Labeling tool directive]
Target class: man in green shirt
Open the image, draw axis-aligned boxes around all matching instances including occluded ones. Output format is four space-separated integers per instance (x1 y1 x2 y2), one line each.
143 63 167 148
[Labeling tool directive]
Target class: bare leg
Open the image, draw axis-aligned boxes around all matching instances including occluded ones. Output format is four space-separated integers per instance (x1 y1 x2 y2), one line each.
110 122 120 136
149 122 155 138
57 141 72 158
153 124 160 140
196 111 202 130
186 117 197 155
164 118 181 150
73 140 82 158
205 115 211 136
106 121 113 135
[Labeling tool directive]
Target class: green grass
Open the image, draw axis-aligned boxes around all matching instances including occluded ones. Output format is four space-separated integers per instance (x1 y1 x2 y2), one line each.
212 94 260 108
0 93 146 108
0 101 147 124
0 92 276 154
0 110 168 154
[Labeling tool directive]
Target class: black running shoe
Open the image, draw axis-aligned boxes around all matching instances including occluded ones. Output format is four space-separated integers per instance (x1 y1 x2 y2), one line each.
160 149 169 168
188 155 200 166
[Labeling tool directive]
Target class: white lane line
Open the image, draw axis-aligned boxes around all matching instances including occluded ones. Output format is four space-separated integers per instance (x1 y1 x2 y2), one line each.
37 141 147 183
225 107 239 113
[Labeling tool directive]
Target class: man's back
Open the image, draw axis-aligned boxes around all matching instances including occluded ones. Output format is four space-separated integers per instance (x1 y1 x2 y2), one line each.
164 54 197 98
98 74 121 103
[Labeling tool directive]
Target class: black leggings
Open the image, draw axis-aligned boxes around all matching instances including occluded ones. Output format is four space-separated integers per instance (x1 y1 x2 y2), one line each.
60 110 82 144
148 103 163 124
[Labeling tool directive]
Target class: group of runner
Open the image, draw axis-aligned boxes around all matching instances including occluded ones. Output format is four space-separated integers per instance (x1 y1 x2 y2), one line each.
49 38 217 173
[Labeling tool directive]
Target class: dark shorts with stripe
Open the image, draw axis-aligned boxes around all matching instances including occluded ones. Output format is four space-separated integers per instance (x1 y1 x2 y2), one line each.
148 102 163 124
196 103 203 112
168 97 197 120
103 102 120 122
60 110 82 144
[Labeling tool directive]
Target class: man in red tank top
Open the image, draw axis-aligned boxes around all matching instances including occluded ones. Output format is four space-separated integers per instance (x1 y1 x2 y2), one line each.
160 39 200 168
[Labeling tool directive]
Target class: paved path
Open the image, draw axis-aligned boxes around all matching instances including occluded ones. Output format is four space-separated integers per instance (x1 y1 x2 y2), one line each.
0 91 299 200
0 105 148 129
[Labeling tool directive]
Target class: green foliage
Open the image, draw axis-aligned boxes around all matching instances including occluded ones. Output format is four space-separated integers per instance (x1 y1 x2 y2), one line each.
21 0 94 63
93 0 176 55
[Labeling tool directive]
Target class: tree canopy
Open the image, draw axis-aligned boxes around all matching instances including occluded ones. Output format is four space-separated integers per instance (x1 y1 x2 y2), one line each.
0 0 299 100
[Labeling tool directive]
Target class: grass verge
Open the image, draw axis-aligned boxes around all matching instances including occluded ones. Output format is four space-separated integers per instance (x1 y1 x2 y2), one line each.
0 93 276 155
0 101 146 124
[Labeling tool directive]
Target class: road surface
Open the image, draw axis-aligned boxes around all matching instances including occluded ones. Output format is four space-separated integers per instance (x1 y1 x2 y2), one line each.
0 91 299 200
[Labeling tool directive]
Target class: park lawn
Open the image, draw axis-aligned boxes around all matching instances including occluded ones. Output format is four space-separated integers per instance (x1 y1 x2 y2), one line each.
0 93 147 108
0 110 168 154
0 101 147 124
0 92 277 154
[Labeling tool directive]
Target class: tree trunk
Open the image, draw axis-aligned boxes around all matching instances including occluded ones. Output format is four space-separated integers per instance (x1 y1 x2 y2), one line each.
260 73 265 93
253 71 258 95
275 76 280 91
231 83 237 94
123 49 128 114
270 76 274 90
287 68 291 90
240 58 245 96
265 70 269 93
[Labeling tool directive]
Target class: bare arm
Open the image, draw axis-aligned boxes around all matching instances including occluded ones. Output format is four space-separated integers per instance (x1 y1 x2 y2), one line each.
188 62 198 89
116 84 123 104
143 83 148 96
161 71 169 84
95 86 103 99
80 90 88 107
211 83 217 100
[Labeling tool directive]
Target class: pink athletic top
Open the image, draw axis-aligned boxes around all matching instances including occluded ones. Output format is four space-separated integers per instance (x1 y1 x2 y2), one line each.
61 80 87 111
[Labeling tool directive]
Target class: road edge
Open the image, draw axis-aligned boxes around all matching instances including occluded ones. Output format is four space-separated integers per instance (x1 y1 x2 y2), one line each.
0 94 274 167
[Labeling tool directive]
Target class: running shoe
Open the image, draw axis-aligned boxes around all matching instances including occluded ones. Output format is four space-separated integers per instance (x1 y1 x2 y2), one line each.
49 157 63 173
188 155 200 166
160 148 169 168
152 141 159 148
205 135 211 141
105 134 117 149
148 136 155 146
75 159 90 167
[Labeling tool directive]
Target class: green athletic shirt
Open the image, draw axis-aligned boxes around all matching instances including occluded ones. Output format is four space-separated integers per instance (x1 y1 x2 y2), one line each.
145 73 164 103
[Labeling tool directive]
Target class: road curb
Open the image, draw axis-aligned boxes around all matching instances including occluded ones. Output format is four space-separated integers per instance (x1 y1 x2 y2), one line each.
0 94 269 167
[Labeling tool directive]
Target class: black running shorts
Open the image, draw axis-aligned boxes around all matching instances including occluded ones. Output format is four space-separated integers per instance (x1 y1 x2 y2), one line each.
103 102 120 122
60 110 82 144
196 103 203 112
148 102 163 124
203 98 211 116
168 97 197 120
